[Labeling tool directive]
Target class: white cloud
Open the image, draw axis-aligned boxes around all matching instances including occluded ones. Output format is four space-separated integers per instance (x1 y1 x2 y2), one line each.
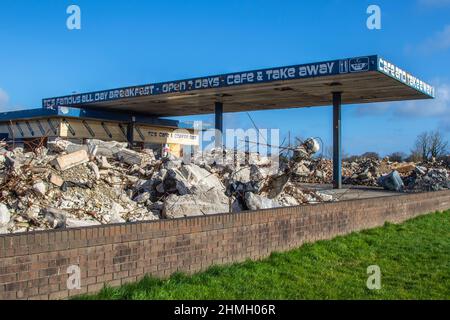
394 81 450 117
0 88 9 109
419 25 450 53
354 80 450 130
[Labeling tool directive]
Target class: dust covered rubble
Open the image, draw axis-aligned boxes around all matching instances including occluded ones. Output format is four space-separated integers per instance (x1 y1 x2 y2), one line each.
289 153 449 192
1 137 447 235
0 138 335 234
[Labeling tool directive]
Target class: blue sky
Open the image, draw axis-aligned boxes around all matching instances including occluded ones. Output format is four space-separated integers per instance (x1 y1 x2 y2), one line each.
0 0 449 155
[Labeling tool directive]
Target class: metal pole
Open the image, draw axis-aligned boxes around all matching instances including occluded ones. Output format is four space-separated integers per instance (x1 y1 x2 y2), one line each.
215 102 223 149
333 92 342 189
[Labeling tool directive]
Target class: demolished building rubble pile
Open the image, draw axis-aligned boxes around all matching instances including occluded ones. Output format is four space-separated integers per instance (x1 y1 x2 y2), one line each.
0 138 331 234
291 155 449 192
0 137 449 234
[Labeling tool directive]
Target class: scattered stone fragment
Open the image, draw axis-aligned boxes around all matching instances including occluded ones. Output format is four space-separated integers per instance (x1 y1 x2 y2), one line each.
49 173 64 187
32 181 47 197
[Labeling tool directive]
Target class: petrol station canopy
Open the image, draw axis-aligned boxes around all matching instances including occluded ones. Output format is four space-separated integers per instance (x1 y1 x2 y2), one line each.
42 55 435 117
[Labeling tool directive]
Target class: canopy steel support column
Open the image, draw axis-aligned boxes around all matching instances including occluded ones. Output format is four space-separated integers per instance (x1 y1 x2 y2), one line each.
333 92 342 189
215 102 223 149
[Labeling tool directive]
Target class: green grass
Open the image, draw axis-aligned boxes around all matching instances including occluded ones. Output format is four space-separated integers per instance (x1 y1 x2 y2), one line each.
77 210 450 300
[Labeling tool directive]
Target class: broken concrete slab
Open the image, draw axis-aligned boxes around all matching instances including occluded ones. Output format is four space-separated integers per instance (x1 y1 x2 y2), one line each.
86 139 128 158
115 148 152 166
66 218 101 228
163 188 229 218
52 150 90 171
48 138 87 154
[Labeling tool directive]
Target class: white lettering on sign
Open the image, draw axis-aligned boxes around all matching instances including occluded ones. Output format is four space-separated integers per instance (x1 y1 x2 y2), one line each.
50 56 443 110
265 67 296 81
299 62 334 77
378 58 435 97
226 72 255 85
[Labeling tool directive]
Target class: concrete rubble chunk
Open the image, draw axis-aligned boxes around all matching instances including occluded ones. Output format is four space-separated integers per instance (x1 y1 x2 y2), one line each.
245 192 281 210
106 202 127 224
267 174 290 199
179 164 225 191
407 168 450 192
41 207 67 229
98 156 113 169
86 139 128 158
115 148 152 166
133 192 151 204
232 166 251 183
87 162 101 180
32 181 47 197
392 162 416 174
163 158 182 170
141 149 156 161
49 173 64 187
52 150 90 171
0 203 11 226
48 138 87 153
378 171 404 192
415 166 427 175
163 188 229 218
66 218 101 228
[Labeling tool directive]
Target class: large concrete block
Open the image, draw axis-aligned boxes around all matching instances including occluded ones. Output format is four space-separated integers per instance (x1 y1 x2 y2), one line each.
52 150 89 171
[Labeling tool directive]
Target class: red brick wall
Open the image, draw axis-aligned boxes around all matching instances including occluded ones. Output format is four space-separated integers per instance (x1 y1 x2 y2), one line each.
1 190 449 300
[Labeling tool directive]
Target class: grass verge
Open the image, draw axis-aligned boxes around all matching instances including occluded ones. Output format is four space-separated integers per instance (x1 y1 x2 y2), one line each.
76 210 450 300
